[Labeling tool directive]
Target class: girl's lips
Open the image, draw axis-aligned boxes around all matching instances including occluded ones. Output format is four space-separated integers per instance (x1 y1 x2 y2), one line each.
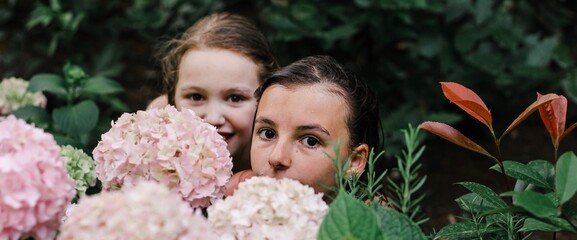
219 132 233 142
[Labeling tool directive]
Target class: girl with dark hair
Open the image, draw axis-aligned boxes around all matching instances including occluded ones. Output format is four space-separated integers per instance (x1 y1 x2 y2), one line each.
228 55 384 200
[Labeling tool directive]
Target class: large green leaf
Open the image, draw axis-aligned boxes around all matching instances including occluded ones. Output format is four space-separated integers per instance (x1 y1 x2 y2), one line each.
28 73 67 98
317 192 383 240
521 218 562 232
490 161 551 190
434 222 502 239
81 76 124 95
456 193 498 213
459 182 508 209
526 35 558 67
11 106 51 129
52 100 99 135
556 151 577 204
509 191 560 218
373 206 426 240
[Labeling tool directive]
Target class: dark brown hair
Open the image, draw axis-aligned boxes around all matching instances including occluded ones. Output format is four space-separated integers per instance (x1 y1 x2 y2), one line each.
255 55 384 155
159 12 279 105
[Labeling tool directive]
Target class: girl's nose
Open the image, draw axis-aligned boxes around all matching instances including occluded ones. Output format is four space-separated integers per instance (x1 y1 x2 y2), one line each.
267 139 291 171
198 105 226 128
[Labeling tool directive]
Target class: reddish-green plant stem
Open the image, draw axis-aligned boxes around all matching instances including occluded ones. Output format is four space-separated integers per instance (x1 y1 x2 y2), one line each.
494 139 511 192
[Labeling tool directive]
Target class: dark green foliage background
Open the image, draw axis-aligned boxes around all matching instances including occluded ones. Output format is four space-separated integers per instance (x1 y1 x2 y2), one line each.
1 0 576 156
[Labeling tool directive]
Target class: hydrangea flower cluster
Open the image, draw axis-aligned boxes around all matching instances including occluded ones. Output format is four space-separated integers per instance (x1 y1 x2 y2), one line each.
93 105 233 208
0 116 76 240
0 77 47 115
60 145 97 195
58 181 218 240
208 176 329 240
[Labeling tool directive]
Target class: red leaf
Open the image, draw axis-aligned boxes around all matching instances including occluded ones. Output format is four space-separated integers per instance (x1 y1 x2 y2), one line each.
500 93 561 140
537 93 567 147
420 121 495 160
441 82 492 128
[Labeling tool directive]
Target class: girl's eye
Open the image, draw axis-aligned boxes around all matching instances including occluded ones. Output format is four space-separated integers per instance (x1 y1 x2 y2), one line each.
302 136 320 148
228 94 245 103
258 129 276 140
190 93 204 101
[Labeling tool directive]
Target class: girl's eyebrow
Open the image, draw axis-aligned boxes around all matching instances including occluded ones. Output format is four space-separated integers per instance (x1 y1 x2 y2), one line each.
254 118 275 127
223 87 253 95
297 125 331 137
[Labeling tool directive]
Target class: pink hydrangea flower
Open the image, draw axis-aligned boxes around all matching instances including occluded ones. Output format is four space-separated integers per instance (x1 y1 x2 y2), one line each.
208 177 329 240
0 115 76 240
58 181 218 240
93 105 233 208
0 77 47 115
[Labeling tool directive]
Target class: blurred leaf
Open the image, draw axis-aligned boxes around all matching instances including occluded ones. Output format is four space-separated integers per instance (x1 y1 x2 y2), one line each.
526 36 558 67
472 0 493 24
440 82 492 128
374 206 427 239
52 100 99 135
103 97 131 113
562 70 577 104
445 0 471 22
11 106 51 129
420 121 494 159
317 192 383 240
556 151 577 204
490 161 551 190
509 191 560 218
26 6 54 29
500 93 560 140
81 76 124 95
290 2 316 21
553 45 574 69
425 112 463 124
28 73 67 98
459 182 508 209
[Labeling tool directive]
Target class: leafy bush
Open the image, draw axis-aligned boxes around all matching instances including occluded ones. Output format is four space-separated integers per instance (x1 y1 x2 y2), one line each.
3 1 575 156
421 82 577 238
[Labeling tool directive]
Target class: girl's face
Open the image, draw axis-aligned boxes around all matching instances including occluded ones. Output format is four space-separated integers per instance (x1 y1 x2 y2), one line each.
175 48 260 171
251 83 366 197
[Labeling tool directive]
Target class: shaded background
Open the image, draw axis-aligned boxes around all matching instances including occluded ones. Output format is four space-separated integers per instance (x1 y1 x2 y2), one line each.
2 0 577 236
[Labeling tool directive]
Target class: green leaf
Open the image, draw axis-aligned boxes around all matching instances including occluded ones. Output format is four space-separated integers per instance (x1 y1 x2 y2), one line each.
456 193 498 213
521 218 562 232
510 191 560 218
373 206 427 239
556 151 577 204
526 36 558 67
52 100 99 135
28 73 67 97
434 222 501 239
553 45 574 69
317 192 384 240
472 0 493 24
81 76 124 95
459 182 508 209
490 161 551 189
562 70 577 104
11 106 51 129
